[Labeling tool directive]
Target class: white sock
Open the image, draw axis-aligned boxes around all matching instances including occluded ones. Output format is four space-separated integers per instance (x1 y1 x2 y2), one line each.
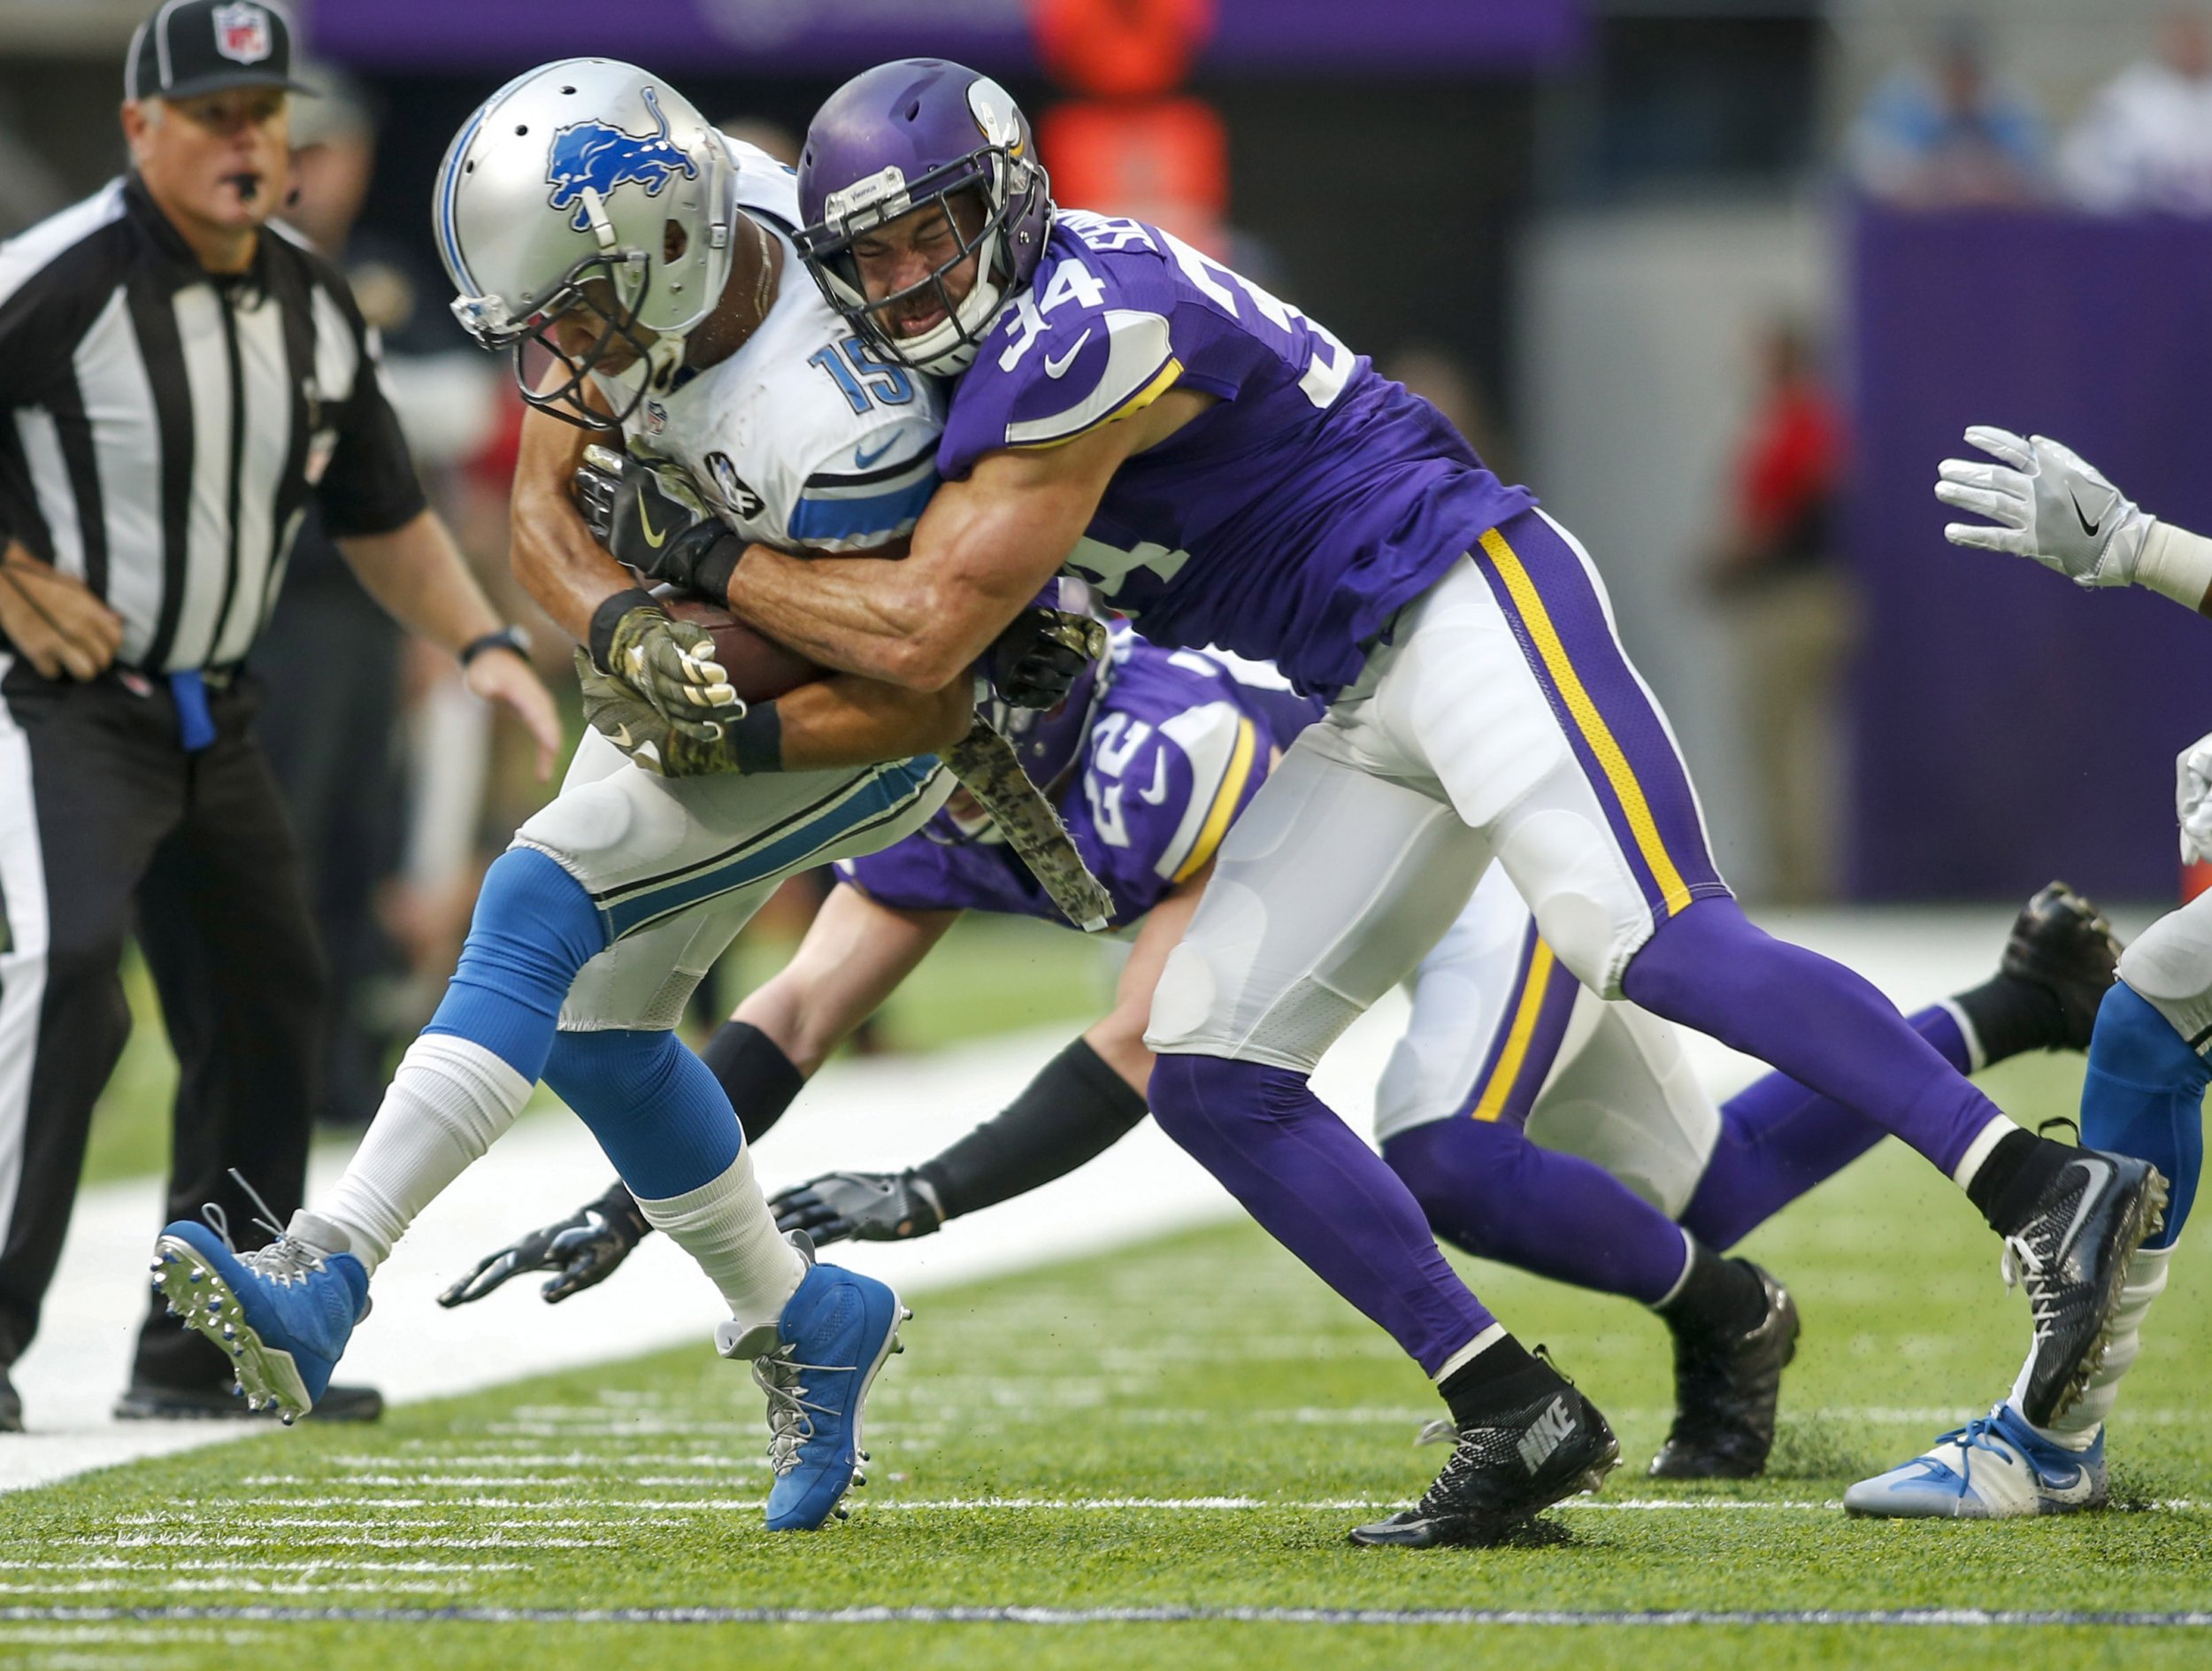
315 1034 532 1273
1431 1321 1508 1385
2013 1243 2175 1452
635 1146 806 1331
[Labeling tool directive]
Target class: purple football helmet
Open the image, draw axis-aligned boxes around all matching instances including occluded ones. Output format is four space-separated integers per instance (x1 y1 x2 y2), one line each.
797 58 1052 376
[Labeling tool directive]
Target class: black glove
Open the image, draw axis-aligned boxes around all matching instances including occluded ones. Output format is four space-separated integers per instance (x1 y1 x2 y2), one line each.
575 443 741 597
981 606 1109 710
768 1170 945 1246
436 1182 652 1306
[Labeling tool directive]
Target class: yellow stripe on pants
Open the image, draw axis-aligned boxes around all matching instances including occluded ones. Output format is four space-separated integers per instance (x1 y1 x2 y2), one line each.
1477 527 1694 917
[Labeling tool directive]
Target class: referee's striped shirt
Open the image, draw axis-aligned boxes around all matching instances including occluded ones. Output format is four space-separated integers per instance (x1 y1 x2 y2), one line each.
0 173 425 675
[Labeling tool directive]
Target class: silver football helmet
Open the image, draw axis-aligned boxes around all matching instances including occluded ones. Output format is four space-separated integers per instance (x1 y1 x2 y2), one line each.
432 58 736 429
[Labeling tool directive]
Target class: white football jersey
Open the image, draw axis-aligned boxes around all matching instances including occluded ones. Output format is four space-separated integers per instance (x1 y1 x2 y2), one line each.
599 140 945 554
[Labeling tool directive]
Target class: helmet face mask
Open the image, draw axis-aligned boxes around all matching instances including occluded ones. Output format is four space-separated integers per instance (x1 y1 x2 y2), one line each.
492 249 662 433
797 61 1052 378
434 59 735 431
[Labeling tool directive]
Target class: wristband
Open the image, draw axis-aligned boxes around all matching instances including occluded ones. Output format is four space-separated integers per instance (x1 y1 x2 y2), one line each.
725 700 783 774
588 587 661 670
458 625 531 668
690 535 743 604
2138 520 2212 611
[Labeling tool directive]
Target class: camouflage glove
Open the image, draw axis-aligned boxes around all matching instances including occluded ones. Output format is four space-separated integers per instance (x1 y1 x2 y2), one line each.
595 601 740 741
769 1170 945 1247
982 605 1109 710
576 649 754 776
435 1182 651 1307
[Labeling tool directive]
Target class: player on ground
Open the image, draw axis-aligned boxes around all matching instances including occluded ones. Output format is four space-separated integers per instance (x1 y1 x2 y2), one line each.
1847 428 2211 1518
145 62 1084 1533
610 59 2164 1545
449 620 2121 1481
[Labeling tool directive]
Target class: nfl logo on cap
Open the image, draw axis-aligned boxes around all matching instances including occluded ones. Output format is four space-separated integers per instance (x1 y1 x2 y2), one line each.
212 4 272 65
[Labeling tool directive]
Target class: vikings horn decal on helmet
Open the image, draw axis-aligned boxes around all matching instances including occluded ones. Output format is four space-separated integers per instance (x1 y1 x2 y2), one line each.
796 58 1052 377
433 59 736 430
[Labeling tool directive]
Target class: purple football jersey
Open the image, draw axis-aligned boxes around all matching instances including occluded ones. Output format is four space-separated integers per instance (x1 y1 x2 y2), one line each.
935 211 1536 697
839 632 1322 927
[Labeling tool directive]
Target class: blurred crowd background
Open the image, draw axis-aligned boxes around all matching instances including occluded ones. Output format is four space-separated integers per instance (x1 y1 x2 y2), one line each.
7 0 2212 1124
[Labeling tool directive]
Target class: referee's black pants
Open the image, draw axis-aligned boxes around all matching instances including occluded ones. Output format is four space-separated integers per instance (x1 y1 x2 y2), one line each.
0 660 325 1393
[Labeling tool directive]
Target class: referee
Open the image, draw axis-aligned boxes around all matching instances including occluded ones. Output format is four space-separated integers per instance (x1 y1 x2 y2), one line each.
0 1 559 1431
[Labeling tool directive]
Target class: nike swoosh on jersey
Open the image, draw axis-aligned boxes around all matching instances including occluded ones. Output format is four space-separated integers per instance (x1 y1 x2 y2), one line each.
853 435 902 470
1044 329 1094 380
1140 751 1171 805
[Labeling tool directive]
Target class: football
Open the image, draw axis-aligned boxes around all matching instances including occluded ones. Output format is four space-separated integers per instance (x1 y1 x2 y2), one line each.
657 590 826 704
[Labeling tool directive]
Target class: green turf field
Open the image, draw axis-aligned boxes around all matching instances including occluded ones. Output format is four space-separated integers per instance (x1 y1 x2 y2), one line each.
4 1051 2207 1667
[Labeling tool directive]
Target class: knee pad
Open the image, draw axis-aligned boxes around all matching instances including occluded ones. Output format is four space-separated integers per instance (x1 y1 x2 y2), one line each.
2116 895 2212 1045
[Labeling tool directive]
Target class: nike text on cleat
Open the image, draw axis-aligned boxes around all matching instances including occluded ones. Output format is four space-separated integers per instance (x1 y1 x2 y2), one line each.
2000 882 2123 1052
718 1242 907 1533
1648 1262 1800 1480
1349 1382 1620 1549
149 1217 370 1423
1844 1403 2107 1519
2004 1149 2168 1428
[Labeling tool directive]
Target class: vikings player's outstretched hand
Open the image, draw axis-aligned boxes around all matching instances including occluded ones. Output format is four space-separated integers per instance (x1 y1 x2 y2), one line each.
438 1183 651 1307
2179 728 2212 865
769 1171 945 1246
1935 427 2149 589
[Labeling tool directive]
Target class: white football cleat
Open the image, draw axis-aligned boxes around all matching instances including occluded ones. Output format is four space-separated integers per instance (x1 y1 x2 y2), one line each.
1843 1402 2107 1519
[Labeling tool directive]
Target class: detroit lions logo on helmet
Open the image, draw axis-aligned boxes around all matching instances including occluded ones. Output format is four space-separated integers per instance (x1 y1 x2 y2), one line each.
544 88 699 233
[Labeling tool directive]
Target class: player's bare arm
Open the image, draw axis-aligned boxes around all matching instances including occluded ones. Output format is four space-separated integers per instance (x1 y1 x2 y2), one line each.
1937 426 2212 615
737 885 960 1074
724 389 1215 689
508 378 634 644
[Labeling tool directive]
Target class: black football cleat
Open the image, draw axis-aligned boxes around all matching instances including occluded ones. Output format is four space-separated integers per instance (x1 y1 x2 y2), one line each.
2001 882 2122 1051
1350 1375 1620 1548
112 1380 384 1423
1647 1261 1799 1480
2008 1149 2168 1428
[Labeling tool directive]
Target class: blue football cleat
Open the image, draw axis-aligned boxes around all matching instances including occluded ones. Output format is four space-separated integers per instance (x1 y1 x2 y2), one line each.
149 1213 370 1424
718 1239 908 1532
1843 1403 2108 1519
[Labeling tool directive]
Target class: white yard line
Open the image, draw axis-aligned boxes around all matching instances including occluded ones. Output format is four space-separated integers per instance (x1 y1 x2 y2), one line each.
1 1604 2209 1629
1 907 2037 1496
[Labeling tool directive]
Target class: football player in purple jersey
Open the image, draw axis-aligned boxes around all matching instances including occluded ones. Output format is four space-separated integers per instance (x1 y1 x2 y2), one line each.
449 623 2121 1485
606 59 2166 1544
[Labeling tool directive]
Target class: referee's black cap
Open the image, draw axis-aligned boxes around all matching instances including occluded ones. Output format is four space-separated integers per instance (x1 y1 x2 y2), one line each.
126 1 319 104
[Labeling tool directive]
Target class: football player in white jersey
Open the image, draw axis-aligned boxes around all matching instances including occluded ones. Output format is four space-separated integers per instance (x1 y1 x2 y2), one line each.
145 61 1083 1535
1847 428 2212 1517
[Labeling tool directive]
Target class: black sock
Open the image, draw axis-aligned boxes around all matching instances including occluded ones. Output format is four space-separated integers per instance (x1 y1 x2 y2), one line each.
1654 1244 1767 1340
1953 973 2068 1063
1963 1128 2072 1235
699 1020 805 1144
1439 1336 1559 1430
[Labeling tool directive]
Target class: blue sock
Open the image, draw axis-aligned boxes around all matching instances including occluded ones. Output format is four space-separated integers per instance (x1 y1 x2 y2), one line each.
2079 982 2207 1249
423 848 607 1079
542 1029 747 1199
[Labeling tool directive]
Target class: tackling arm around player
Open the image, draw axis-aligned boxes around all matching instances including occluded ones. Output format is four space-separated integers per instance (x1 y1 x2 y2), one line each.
612 60 2171 1549
1844 429 2212 1520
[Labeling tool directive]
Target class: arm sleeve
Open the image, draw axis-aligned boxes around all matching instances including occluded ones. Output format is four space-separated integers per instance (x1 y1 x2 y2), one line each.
912 1036 1150 1219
